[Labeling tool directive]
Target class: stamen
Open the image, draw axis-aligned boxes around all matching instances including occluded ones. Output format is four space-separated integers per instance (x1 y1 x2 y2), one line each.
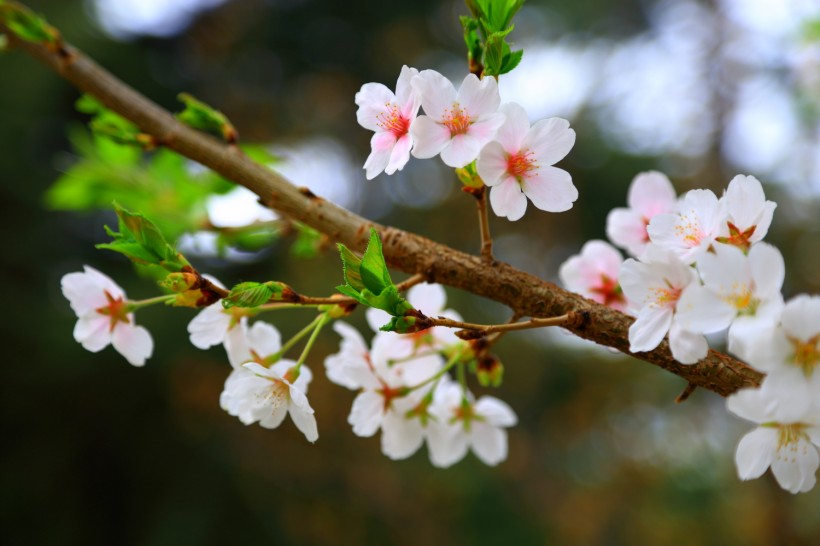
376 103 410 138
506 149 538 180
441 103 472 136
789 334 820 376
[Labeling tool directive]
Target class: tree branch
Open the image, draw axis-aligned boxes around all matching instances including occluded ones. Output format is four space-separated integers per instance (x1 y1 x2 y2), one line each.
1 19 765 397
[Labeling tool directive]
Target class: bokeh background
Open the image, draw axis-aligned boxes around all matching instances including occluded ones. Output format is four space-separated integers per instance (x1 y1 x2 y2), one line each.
3 0 820 544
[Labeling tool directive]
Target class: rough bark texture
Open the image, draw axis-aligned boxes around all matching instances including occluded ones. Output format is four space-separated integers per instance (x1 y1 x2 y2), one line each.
2 22 764 397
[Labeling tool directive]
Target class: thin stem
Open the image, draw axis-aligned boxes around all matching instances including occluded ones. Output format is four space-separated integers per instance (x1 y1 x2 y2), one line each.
404 349 464 392
430 314 571 335
294 313 331 369
266 314 324 364
127 294 176 311
281 273 426 307
258 303 320 312
475 186 494 262
396 273 426 292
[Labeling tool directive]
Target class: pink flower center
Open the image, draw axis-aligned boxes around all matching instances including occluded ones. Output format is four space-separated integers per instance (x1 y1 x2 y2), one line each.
95 290 130 332
377 103 410 138
506 149 538 180
590 274 625 308
442 103 472 136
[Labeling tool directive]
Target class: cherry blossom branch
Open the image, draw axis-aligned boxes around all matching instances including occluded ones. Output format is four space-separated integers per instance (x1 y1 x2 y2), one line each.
471 186 495 261
1 17 765 397
429 313 571 338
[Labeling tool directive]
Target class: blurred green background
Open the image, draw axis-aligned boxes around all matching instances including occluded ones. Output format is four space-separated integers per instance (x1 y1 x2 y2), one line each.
2 0 820 544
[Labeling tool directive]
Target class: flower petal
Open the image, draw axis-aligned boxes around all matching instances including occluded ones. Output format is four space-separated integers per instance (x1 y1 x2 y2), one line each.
355 82 395 131
470 422 508 466
111 323 153 366
489 178 527 221
771 438 819 494
73 316 110 353
735 427 777 480
524 117 575 166
457 73 500 117
409 116 451 159
349 391 384 437
385 134 413 175
628 306 673 353
412 70 457 120
493 102 530 153
476 141 509 187
364 131 397 179
440 134 482 168
521 166 577 213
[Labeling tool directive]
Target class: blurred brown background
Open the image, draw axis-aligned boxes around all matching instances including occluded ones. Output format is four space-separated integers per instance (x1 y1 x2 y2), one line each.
2 0 820 544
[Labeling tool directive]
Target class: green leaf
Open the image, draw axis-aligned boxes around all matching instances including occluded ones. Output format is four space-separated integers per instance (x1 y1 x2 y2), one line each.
338 244 364 292
222 281 285 309
176 92 238 143
360 229 392 294
499 48 523 75
1 4 59 45
483 26 514 77
97 203 190 271
291 223 322 258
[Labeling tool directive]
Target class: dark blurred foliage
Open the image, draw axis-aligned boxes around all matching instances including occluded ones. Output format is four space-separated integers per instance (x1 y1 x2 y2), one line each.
2 0 820 545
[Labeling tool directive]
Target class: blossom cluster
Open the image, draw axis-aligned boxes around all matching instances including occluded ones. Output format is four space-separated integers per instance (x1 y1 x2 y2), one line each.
559 171 820 493
355 66 578 221
325 284 517 467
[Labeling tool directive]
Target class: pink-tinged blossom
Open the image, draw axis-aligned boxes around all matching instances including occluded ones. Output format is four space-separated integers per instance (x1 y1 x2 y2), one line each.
743 295 820 417
619 247 707 364
221 360 318 442
716 174 777 251
61 265 153 366
355 65 421 179
559 240 627 312
647 189 723 265
476 102 577 221
410 70 505 168
727 386 820 494
323 321 375 391
606 171 677 258
675 242 784 361
426 382 517 468
187 302 252 356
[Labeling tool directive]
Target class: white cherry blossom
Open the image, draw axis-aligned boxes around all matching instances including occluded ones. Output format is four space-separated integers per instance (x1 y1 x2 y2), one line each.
426 382 517 468
675 242 784 361
187 301 251 356
220 360 318 442
476 102 577 220
606 171 677 258
647 188 723 265
716 175 776 251
744 295 820 416
224 320 283 368
727 386 820 494
61 265 153 366
410 70 505 168
355 65 421 179
619 247 707 364
559 239 627 312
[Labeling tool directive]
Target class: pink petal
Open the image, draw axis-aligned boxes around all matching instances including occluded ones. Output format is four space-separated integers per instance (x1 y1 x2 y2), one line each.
628 306 673 353
627 171 677 217
489 178 528 221
524 117 575 165
494 102 530 153
476 141 509 187
412 70 457 120
521 166 577 213
606 208 648 257
73 316 110 352
364 131 397 179
394 65 420 115
355 82 395 132
466 113 506 146
385 134 412 175
440 134 482 168
457 73 501 117
409 116 450 159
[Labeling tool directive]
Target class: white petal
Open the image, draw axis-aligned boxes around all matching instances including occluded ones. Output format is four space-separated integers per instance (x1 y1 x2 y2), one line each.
606 208 649 257
440 134 482 168
258 404 288 429
524 117 575 166
287 385 318 442
465 113 506 147
781 294 820 342
409 116 450 159
675 284 736 334
363 131 396 179
395 65 420 114
628 171 677 217
457 73 500 117
427 424 468 468
475 396 517 427
771 438 819 494
385 134 413 175
349 391 384 437
407 283 446 315
748 243 785 300
668 321 708 364
187 303 231 349
476 141 510 187
111 323 153 366
629 306 673 353
735 427 777 480
470 423 508 466
521 166 577 213
412 70 457 120
489 178 527 221
73 316 111 353
381 411 425 460
246 321 282 359
493 102 530 153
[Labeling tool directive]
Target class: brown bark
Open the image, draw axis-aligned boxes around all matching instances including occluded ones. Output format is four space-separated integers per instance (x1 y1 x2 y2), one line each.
1 18 764 397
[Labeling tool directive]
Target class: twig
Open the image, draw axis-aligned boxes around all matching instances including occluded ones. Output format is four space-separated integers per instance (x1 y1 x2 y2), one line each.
431 314 570 335
675 383 698 404
0 13 766 398
474 186 494 262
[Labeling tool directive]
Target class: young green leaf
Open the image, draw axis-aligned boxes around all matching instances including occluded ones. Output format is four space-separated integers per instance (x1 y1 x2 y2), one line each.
0 3 59 45
176 93 238 143
96 203 190 272
222 281 286 309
